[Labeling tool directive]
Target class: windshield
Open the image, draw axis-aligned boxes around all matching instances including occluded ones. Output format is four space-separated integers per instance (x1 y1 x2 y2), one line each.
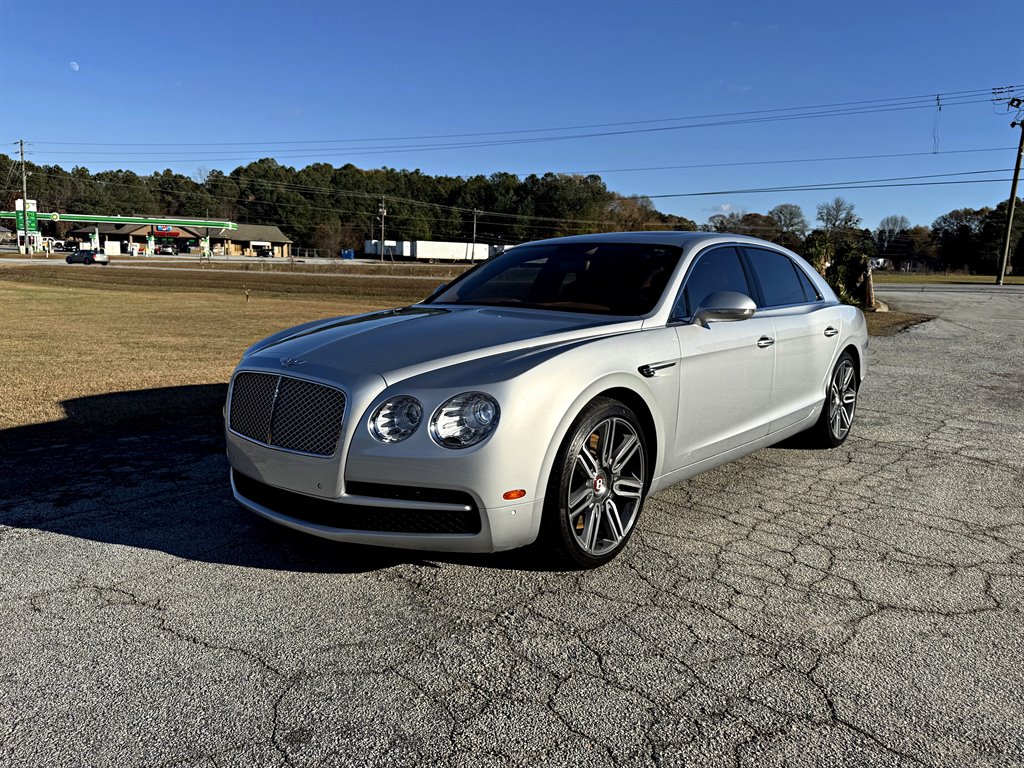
425 242 681 315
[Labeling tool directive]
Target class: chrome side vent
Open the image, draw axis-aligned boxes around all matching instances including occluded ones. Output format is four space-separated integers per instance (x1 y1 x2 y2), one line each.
638 361 677 378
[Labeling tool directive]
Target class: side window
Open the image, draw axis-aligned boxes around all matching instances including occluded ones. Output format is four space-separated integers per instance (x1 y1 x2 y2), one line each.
744 247 809 307
792 261 822 302
672 247 751 319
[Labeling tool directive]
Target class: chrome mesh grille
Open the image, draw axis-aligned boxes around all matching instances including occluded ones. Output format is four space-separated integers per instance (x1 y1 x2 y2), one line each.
228 373 277 443
229 372 346 457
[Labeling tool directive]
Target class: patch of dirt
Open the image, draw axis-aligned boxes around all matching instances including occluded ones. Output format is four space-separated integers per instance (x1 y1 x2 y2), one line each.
866 310 931 336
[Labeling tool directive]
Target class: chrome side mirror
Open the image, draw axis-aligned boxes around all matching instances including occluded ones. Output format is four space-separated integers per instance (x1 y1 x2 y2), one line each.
692 291 756 325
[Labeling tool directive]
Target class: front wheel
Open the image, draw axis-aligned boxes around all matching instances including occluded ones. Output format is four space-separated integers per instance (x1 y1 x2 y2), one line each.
543 397 648 568
65 256 72 264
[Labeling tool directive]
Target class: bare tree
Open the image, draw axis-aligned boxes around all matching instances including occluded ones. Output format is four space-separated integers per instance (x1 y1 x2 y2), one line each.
768 203 809 238
816 197 861 233
705 211 745 232
606 195 657 231
875 214 911 253
312 219 344 257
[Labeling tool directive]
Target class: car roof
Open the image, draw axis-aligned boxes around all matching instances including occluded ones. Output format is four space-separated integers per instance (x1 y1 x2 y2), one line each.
520 231 784 250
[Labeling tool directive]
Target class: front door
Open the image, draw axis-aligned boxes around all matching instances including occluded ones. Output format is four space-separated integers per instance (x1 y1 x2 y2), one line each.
669 245 775 467
674 318 776 465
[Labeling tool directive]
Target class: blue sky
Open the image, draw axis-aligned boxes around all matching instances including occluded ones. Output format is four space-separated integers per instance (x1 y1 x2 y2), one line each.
1 0 1021 230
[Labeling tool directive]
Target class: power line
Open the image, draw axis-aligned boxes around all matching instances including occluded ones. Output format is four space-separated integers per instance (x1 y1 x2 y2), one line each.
23 85 1016 148
561 147 1016 176
27 166 1014 235
15 96 1001 163
22 145 1016 179
642 168 1014 199
19 144 1015 205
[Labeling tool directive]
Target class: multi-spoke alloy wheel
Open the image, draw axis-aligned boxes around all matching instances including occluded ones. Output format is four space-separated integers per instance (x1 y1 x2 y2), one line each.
808 350 859 448
828 358 858 442
545 398 648 568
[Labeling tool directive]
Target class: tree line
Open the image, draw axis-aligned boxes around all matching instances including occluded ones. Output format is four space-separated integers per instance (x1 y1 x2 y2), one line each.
0 155 695 251
704 197 1022 278
1 154 1019 302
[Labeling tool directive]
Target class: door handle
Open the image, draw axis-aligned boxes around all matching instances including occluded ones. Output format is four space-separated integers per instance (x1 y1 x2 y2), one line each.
824 326 839 338
757 336 775 348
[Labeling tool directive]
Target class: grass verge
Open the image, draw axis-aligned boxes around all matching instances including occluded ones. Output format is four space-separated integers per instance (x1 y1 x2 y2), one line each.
873 273 1023 285
0 275 393 431
0 266 931 433
865 310 931 337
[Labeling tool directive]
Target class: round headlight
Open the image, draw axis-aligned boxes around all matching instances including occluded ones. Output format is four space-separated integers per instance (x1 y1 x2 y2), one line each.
369 396 422 443
430 392 500 448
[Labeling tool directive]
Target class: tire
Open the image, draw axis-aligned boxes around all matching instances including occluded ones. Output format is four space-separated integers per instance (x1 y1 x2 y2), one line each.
808 351 859 448
65 256 72 264
84 257 93 265
542 397 649 568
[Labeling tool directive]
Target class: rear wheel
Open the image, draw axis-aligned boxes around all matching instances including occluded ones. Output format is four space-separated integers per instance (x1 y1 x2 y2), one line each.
809 351 859 447
84 257 93 265
65 256 72 264
543 397 648 568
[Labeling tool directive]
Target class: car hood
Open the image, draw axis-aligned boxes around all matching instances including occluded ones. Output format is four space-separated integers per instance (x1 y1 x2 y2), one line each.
243 305 642 384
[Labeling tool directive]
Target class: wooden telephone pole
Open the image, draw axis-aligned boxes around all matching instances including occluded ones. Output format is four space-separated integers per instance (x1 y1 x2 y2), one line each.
996 119 1023 285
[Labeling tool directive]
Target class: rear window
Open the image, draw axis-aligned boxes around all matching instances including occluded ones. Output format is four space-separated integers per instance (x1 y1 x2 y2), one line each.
744 247 812 307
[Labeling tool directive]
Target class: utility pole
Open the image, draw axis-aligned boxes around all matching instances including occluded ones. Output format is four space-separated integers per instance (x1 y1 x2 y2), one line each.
19 139 32 257
471 208 481 261
378 197 387 262
996 118 1023 285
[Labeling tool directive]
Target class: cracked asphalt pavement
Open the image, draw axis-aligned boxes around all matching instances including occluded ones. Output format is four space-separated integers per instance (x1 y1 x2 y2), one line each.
1 286 1022 767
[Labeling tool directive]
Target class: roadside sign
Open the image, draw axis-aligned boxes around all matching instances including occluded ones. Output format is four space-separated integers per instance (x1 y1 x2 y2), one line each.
15 199 38 231
15 210 38 231
1 210 238 230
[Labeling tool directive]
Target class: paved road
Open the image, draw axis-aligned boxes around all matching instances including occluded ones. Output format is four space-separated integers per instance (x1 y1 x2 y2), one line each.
1 287 1022 767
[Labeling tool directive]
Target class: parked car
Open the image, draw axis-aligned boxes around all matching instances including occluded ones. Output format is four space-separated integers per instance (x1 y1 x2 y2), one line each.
225 232 867 567
65 249 109 265
157 245 177 255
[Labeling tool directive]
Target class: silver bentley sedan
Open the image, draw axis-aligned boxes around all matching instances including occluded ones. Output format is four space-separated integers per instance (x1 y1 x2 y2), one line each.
225 232 866 567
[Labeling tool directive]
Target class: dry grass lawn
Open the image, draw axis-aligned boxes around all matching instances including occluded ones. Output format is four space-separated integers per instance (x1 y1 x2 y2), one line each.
873 272 1023 285
0 271 404 431
0 264 930 433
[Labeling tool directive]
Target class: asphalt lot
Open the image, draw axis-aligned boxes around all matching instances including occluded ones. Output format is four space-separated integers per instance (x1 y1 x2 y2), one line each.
1 286 1022 767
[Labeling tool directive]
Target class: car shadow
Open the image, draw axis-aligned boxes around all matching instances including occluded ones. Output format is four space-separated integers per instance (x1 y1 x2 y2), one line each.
0 385 558 574
768 431 829 451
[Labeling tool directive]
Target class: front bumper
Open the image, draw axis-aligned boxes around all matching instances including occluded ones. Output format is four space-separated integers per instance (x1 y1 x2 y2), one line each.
224 363 552 553
230 467 543 553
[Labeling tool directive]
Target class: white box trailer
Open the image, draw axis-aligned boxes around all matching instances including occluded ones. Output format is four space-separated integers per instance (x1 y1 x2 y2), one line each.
365 240 410 258
365 239 494 261
411 240 489 262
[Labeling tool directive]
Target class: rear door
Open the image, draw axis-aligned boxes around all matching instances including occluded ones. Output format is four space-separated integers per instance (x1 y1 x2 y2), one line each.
741 247 842 433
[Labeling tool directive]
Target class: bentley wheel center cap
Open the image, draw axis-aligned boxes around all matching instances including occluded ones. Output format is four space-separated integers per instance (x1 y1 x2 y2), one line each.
593 472 609 497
